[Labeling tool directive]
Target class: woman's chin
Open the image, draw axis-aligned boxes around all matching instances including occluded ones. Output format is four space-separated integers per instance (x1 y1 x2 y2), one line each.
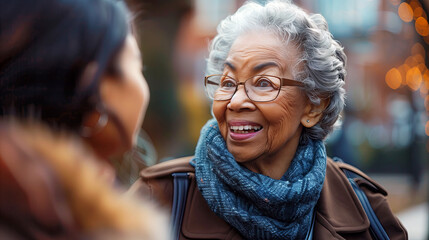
229 150 256 164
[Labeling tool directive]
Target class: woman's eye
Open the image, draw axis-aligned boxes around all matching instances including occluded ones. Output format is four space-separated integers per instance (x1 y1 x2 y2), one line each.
221 80 236 88
255 79 273 88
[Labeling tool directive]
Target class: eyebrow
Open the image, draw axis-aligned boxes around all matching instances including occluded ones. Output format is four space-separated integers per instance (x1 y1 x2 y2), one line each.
253 62 280 72
224 61 281 73
224 61 236 71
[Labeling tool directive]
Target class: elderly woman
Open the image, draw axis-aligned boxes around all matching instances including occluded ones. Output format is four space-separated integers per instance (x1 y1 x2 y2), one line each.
130 0 407 239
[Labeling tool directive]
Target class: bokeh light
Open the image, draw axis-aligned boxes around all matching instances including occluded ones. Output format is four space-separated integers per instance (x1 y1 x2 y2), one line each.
415 17 429 36
409 0 421 10
425 121 429 136
417 63 427 73
421 71 429 97
386 68 403 89
398 2 414 22
398 64 411 85
406 67 422 91
413 54 425 64
421 84 428 97
413 7 426 20
424 71 429 89
405 55 419 67
411 43 425 57
424 35 429 44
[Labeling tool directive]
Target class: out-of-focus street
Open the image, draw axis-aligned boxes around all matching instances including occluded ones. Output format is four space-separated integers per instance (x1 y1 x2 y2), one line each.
372 172 428 239
397 203 428 240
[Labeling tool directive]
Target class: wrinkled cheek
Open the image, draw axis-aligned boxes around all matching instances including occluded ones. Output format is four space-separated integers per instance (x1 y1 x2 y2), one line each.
263 99 302 151
212 101 229 138
265 115 288 151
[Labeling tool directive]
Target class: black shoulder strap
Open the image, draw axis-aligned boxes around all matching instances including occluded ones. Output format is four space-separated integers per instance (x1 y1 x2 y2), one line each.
333 157 390 240
171 172 189 240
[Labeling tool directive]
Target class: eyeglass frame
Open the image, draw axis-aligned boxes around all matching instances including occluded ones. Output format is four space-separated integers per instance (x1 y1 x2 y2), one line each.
204 74 305 102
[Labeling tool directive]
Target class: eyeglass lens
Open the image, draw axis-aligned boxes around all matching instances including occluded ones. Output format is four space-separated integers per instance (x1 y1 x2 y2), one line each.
206 75 281 102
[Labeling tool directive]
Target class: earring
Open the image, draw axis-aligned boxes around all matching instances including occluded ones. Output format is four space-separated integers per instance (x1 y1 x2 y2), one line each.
306 119 310 123
80 107 108 138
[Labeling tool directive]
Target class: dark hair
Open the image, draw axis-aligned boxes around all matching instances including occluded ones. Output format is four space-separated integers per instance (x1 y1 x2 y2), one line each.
0 0 130 131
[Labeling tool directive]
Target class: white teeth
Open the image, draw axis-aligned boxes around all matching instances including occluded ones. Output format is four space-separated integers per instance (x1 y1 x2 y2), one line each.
230 125 262 132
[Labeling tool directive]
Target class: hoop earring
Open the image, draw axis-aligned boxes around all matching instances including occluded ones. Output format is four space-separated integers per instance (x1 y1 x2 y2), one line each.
80 108 108 138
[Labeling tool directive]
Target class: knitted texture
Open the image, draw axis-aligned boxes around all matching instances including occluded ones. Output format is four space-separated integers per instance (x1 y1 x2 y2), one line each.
193 119 327 239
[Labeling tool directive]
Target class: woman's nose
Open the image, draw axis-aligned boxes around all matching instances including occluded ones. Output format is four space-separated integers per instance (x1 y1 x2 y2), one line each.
227 85 256 111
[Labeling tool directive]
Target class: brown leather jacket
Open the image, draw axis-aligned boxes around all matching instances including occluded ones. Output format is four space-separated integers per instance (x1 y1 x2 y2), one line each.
129 156 407 240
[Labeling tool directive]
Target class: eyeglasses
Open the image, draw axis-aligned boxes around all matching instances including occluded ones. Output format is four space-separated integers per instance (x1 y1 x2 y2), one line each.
204 74 305 102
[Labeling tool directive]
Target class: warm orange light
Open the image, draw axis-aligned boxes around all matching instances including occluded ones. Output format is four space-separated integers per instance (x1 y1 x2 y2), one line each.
413 7 425 20
398 2 414 22
414 55 425 65
425 121 429 136
421 71 429 98
421 83 428 97
425 71 429 89
385 68 402 90
423 69 429 83
405 55 418 67
409 0 421 10
398 64 411 85
424 36 429 44
415 17 429 36
417 63 427 73
408 0 422 10
406 67 422 91
411 43 425 58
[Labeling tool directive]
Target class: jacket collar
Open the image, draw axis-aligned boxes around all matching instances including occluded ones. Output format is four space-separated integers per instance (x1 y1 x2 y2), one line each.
181 158 371 239
315 158 370 233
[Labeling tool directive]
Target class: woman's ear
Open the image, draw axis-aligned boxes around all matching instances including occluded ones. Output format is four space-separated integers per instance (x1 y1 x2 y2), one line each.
301 98 330 128
77 62 98 92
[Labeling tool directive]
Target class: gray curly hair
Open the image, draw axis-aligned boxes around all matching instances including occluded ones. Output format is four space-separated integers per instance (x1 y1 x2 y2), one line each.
207 0 346 142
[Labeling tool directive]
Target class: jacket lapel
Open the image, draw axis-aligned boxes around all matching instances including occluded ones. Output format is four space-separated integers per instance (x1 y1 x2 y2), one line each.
181 173 240 239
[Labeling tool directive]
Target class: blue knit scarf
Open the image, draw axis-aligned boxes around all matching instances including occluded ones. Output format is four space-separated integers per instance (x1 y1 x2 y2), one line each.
193 119 327 239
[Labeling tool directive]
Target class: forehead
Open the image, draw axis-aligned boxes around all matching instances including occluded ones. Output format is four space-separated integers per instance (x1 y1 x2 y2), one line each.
226 30 300 75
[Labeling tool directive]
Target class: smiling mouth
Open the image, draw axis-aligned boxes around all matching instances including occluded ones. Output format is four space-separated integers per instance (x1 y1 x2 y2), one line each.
229 125 263 134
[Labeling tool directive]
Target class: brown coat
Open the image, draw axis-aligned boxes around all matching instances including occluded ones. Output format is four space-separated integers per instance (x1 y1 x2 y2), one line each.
129 156 407 240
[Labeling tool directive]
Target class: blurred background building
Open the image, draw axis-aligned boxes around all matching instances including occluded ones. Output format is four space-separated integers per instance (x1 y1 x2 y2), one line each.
125 0 428 238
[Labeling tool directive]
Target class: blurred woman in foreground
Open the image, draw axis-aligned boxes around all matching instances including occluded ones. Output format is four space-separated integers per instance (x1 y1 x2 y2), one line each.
0 0 168 239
